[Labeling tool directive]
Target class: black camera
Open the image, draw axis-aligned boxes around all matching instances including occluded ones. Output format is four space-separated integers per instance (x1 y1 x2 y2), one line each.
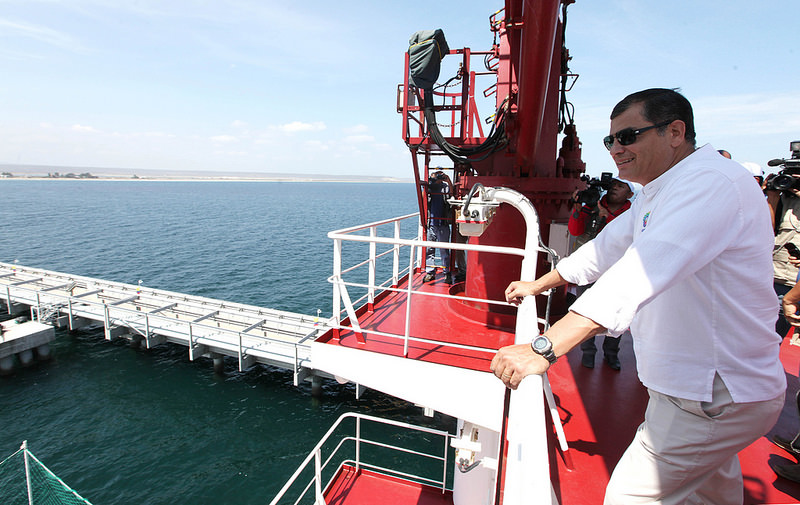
766 141 800 191
576 172 613 208
428 171 446 185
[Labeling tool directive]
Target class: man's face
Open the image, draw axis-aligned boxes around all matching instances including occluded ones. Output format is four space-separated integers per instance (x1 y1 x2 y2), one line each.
606 180 632 204
608 103 674 185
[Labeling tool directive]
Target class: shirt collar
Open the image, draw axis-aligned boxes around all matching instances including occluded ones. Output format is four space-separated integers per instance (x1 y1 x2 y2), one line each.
640 144 712 198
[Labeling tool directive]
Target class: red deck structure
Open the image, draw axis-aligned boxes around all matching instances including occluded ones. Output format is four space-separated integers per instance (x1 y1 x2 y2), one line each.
320 272 800 504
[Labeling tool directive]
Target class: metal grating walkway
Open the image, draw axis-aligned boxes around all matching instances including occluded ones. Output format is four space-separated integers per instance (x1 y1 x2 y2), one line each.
0 262 331 384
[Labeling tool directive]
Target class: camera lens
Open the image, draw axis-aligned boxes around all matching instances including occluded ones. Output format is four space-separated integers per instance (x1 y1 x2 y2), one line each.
772 174 800 191
772 174 793 191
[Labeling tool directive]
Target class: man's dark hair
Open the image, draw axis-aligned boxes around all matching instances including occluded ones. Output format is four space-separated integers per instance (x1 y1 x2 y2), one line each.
610 88 696 147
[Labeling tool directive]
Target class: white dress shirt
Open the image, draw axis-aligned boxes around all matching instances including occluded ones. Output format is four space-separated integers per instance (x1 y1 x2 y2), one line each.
557 144 786 402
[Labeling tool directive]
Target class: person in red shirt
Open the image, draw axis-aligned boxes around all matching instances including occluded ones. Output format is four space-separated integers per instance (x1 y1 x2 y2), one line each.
568 178 633 240
568 178 633 369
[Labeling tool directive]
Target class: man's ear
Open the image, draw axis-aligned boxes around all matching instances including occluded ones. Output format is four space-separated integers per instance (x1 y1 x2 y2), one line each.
668 120 687 147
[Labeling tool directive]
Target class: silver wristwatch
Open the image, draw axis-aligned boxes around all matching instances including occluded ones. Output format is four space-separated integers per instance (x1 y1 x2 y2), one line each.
531 335 557 364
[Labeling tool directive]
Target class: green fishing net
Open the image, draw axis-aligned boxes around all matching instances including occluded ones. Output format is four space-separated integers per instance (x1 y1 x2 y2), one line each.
0 444 92 505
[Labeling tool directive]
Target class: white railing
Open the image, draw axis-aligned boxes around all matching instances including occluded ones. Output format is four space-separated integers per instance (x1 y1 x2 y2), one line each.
268 412 453 505
327 212 554 358
325 190 572 497
0 273 320 376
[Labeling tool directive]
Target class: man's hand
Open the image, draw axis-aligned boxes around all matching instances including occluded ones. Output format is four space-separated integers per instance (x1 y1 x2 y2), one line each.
505 270 568 305
489 311 606 389
783 284 800 328
784 298 800 327
490 343 549 389
505 281 538 305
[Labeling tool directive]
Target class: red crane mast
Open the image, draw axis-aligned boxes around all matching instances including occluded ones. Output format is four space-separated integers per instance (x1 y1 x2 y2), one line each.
400 0 586 321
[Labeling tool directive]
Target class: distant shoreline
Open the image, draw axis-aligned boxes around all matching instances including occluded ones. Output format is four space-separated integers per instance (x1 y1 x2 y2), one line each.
0 176 412 183
0 164 412 183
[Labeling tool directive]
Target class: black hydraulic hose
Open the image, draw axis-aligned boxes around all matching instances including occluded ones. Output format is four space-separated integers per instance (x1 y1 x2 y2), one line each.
422 92 508 164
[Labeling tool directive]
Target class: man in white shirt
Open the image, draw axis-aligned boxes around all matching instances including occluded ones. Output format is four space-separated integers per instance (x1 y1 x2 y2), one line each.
490 88 786 504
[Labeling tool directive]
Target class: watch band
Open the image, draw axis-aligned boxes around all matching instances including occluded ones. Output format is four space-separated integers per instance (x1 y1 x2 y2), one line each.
531 335 558 364
539 348 557 364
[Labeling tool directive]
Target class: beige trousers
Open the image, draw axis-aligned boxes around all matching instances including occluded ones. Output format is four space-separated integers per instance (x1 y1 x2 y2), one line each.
604 374 785 505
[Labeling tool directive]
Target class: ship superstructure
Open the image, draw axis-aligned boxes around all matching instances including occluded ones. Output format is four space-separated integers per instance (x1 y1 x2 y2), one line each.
269 1 800 504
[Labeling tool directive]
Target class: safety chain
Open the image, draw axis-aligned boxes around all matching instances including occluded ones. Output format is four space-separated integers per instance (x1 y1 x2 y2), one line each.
436 119 462 128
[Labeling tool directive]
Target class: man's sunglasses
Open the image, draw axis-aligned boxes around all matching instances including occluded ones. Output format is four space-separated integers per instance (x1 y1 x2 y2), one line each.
603 120 673 151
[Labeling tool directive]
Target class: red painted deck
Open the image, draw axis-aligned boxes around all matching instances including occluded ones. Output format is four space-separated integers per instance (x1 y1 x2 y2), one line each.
320 271 800 504
325 465 452 505
317 273 515 371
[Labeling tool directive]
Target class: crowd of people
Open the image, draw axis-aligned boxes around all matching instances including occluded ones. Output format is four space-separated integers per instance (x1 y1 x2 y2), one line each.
490 88 796 503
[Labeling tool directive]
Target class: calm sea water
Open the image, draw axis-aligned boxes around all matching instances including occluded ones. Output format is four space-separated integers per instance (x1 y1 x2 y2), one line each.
0 180 454 504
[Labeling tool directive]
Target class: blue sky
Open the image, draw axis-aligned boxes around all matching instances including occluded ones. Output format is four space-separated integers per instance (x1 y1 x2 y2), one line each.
1 0 798 177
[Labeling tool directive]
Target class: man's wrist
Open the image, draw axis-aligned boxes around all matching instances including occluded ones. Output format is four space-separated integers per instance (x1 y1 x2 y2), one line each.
531 335 558 364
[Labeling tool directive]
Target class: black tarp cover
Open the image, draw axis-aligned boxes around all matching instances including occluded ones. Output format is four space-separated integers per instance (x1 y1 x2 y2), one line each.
407 29 450 90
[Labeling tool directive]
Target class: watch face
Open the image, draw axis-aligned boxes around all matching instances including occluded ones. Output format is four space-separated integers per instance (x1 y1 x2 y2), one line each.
533 336 548 351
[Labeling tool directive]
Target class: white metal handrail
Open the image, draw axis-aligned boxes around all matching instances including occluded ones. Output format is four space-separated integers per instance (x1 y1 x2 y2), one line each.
0 262 316 324
1 278 320 374
268 412 453 505
0 270 322 331
327 212 552 357
326 189 571 490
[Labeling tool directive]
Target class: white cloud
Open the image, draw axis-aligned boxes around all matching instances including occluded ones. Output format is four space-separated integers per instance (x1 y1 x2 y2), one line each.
110 130 176 139
693 92 800 136
211 135 239 143
212 150 247 157
344 135 375 144
303 140 330 151
0 18 87 53
277 121 326 133
71 124 99 133
344 124 369 134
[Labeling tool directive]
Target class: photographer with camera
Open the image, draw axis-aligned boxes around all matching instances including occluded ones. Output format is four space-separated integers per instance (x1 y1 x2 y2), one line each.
769 147 800 483
568 175 634 369
569 174 634 247
424 169 454 284
766 141 800 340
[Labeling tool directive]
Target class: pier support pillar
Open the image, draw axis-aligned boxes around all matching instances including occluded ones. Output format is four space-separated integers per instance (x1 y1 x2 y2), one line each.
35 343 52 361
18 349 34 367
104 325 127 341
211 353 225 374
0 356 13 375
4 302 27 317
53 315 69 329
129 334 144 349
311 375 323 398
68 317 91 332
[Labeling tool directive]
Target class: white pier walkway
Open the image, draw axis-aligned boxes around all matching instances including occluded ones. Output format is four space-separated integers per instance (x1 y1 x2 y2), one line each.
0 262 332 385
